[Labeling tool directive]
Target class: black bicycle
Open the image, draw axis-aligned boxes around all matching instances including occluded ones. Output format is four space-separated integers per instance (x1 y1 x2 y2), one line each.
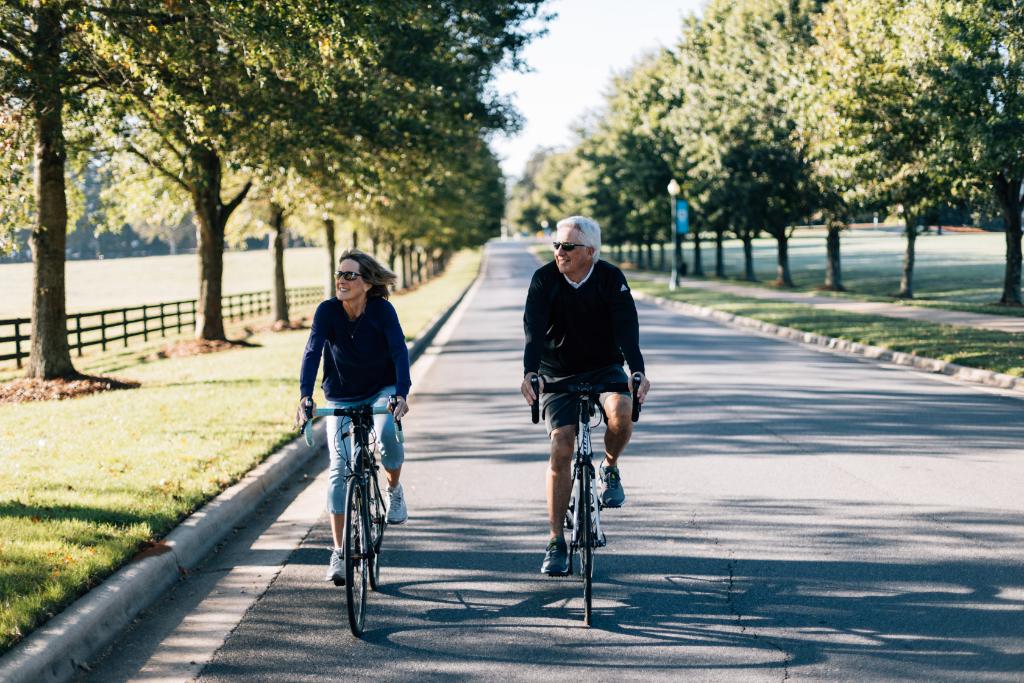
531 373 641 626
302 398 403 636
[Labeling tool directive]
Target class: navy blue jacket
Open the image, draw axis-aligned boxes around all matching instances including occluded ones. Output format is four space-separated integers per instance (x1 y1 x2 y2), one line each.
299 296 411 401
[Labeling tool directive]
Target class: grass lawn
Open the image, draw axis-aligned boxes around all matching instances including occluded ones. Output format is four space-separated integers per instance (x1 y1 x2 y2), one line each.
614 230 1024 317
632 280 1024 378
0 248 480 654
0 246 330 318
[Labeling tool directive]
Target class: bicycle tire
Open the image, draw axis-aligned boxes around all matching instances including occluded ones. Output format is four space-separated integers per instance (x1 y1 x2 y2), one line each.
580 467 593 626
368 470 385 590
344 480 368 636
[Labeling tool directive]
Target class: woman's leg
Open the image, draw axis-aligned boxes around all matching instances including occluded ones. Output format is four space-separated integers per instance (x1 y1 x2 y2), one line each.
326 413 353 547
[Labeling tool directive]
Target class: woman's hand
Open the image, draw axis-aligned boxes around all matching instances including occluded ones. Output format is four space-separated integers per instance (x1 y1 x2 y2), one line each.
391 396 409 421
295 396 315 428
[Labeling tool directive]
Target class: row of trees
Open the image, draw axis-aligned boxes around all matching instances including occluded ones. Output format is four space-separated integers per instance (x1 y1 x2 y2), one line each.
508 0 1023 304
2 1 545 379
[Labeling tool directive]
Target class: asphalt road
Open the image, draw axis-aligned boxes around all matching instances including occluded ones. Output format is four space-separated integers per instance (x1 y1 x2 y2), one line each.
90 240 1024 682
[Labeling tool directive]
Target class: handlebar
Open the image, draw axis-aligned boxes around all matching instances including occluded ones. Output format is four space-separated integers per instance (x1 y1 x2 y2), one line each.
300 398 404 447
528 372 643 424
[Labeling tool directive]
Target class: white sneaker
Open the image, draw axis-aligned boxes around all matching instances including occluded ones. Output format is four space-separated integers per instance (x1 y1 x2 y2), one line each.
386 483 408 525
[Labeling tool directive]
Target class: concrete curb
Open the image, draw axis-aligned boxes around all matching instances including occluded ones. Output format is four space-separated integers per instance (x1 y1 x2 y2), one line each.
0 272 481 683
635 291 1024 396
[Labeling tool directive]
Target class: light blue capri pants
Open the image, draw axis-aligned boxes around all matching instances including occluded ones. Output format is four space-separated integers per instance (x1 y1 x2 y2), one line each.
325 386 405 514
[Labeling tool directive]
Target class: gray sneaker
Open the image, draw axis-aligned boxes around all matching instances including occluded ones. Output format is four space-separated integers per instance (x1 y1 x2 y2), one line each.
599 464 625 508
541 536 569 575
324 549 345 586
386 483 408 525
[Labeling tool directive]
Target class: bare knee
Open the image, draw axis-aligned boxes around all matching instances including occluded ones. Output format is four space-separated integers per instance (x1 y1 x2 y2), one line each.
549 426 575 472
604 395 633 437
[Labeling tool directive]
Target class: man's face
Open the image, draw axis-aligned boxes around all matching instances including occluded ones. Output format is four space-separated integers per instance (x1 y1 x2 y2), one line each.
553 226 594 278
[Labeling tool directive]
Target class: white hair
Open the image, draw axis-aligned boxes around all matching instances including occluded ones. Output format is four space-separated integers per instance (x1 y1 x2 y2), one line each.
556 215 601 255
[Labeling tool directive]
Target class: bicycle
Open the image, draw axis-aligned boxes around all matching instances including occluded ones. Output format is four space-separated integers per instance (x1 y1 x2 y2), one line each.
301 397 403 637
530 372 641 626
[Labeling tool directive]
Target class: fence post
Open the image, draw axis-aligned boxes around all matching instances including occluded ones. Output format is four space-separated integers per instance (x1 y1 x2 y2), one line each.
123 308 129 347
142 305 149 342
14 320 23 369
74 314 83 357
101 312 107 351
159 303 166 337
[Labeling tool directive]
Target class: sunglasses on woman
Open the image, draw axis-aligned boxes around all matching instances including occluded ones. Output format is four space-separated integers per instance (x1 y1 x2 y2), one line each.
552 241 587 252
335 270 363 281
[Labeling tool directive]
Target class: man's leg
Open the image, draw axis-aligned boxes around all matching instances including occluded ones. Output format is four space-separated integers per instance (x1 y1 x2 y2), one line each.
599 394 633 508
542 425 575 575
547 425 575 538
602 393 633 467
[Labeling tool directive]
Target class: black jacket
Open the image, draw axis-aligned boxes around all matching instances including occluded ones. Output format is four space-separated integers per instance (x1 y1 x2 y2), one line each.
523 259 644 377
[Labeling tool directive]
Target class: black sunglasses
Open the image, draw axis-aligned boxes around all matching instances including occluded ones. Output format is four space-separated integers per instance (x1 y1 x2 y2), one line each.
335 270 363 281
552 241 587 252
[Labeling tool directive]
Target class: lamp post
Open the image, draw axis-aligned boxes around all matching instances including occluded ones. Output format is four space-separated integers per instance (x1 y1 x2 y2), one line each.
667 178 682 289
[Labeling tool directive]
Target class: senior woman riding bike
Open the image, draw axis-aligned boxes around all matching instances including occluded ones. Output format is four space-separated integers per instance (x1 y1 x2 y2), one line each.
297 249 411 586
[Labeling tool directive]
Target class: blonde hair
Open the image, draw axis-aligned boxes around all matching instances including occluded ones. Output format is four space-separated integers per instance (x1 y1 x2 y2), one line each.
338 250 397 299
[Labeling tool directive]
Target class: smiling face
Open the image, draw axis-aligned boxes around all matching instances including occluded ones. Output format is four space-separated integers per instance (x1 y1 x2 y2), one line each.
335 258 371 307
553 224 595 282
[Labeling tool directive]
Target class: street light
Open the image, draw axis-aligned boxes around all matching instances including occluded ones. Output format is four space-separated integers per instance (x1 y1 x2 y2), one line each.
667 178 683 289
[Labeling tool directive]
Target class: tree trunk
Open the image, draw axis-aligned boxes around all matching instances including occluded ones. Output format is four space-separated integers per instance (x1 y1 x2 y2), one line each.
898 213 916 299
189 145 251 340
270 203 288 325
774 232 793 287
324 218 336 298
645 240 654 271
658 242 665 271
742 235 756 281
715 230 725 277
386 238 397 272
351 227 359 251
995 174 1023 305
400 243 410 289
27 7 76 379
823 220 845 291
415 248 424 284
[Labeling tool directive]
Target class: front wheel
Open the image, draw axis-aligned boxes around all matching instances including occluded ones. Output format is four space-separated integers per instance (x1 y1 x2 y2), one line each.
580 469 594 626
368 471 385 590
344 480 369 636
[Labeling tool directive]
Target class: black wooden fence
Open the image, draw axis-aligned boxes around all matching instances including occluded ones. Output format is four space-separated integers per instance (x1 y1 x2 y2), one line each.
1 286 324 369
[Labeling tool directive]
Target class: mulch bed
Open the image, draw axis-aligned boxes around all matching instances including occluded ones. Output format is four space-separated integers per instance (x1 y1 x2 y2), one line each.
147 338 258 360
0 374 141 404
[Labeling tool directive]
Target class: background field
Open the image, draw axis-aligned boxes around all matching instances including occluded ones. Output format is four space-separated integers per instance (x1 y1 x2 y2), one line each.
0 247 331 317
638 229 1019 313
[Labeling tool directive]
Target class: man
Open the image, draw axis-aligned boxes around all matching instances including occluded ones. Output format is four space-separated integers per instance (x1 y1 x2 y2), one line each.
520 215 650 575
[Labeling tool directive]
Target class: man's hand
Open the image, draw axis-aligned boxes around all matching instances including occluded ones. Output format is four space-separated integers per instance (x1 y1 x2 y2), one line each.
521 372 545 405
295 396 315 428
629 372 651 404
390 396 409 421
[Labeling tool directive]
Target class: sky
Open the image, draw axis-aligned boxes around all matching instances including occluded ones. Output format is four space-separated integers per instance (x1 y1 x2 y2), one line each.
491 0 705 181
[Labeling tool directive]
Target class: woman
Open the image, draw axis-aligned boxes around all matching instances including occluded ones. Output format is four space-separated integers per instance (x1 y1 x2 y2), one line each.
297 249 411 585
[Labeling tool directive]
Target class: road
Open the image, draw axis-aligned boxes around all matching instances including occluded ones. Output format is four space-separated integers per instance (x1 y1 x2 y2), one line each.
84 240 1024 682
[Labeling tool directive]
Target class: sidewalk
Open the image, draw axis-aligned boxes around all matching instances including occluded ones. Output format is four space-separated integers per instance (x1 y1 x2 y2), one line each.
626 270 1024 334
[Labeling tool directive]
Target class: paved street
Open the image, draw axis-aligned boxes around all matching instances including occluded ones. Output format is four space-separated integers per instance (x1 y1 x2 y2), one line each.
89 241 1024 682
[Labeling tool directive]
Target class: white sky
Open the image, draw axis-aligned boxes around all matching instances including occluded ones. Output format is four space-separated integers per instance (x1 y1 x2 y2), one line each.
491 0 705 181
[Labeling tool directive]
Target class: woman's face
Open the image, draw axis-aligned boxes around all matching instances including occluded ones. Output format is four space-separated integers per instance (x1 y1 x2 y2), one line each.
336 258 372 304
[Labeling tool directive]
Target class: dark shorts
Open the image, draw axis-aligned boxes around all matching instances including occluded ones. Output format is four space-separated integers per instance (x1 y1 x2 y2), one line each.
540 364 631 434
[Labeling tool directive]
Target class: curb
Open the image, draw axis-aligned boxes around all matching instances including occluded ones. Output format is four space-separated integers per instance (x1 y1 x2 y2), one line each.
634 291 1024 396
0 272 482 683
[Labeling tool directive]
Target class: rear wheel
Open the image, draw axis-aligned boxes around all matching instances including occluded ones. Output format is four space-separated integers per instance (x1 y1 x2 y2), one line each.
580 469 593 626
344 480 368 636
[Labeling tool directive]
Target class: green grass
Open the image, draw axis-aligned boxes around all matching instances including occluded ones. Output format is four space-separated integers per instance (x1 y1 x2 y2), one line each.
613 230 1024 317
0 247 330 317
0 248 480 653
633 280 1024 377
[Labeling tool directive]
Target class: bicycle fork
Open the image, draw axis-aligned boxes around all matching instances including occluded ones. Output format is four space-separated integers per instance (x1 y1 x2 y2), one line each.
567 431 607 549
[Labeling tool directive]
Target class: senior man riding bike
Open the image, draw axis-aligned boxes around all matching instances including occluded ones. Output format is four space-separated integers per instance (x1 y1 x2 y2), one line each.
521 215 650 575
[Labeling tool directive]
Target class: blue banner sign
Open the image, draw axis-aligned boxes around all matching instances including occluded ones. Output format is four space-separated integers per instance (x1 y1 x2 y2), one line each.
675 199 689 235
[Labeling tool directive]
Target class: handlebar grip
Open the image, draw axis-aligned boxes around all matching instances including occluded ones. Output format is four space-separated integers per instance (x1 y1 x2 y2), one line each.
630 372 642 423
303 418 315 446
530 375 540 424
390 396 405 444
